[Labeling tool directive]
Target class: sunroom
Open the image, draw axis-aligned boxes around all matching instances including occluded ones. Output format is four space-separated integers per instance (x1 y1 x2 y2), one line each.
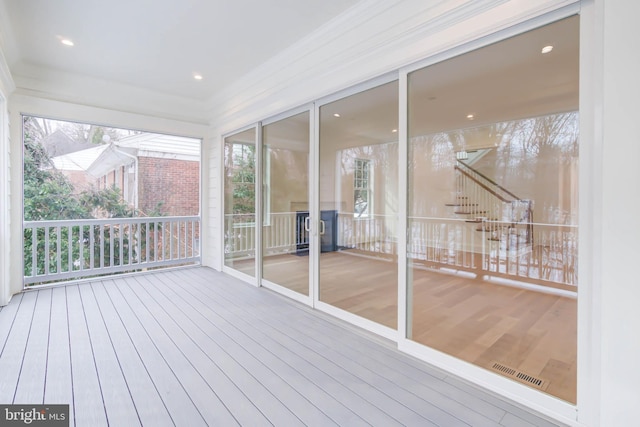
0 1 638 426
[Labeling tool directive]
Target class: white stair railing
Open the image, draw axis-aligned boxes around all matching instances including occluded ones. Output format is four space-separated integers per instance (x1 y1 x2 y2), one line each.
454 161 533 245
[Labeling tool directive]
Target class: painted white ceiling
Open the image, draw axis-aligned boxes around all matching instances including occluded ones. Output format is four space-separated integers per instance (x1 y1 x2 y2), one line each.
221 16 579 150
320 16 579 146
0 0 361 102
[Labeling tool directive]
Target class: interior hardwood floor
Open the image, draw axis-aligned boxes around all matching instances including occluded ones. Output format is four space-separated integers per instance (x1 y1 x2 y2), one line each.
319 252 398 329
230 250 577 404
263 253 310 295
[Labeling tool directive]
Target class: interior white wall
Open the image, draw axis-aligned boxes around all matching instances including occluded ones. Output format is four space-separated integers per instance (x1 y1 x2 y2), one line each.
7 94 209 300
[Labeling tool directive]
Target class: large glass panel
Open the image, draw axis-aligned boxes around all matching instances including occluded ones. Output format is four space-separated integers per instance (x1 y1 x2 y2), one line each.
224 128 257 276
319 81 399 328
262 112 310 295
407 17 579 403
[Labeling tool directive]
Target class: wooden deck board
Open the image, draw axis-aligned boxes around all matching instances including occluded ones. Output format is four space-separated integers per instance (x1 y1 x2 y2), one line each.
174 268 498 427
65 285 109 427
0 292 36 403
0 293 22 353
0 267 567 426
88 281 174 426
77 284 141 426
148 274 353 427
110 280 242 426
442 376 565 427
146 272 361 426
105 279 215 426
14 289 51 404
44 287 74 426
151 271 400 427
120 274 291 426
174 269 444 426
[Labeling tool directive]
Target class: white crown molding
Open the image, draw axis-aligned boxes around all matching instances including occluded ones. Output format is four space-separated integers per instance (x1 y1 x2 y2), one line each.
207 0 579 134
10 92 209 140
10 62 209 125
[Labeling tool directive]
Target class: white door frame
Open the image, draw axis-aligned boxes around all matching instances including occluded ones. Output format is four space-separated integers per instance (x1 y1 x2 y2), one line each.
396 4 581 423
260 105 315 307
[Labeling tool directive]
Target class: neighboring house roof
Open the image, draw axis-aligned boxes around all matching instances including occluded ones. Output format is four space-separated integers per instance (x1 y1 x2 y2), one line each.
50 144 110 172
50 133 200 178
117 133 200 160
86 145 137 178
41 129 95 157
50 143 135 178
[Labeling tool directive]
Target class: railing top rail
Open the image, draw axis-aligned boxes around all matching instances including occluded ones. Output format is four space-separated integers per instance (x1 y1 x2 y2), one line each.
408 215 577 228
225 212 399 218
455 165 512 203
456 160 523 202
24 215 200 227
337 212 398 218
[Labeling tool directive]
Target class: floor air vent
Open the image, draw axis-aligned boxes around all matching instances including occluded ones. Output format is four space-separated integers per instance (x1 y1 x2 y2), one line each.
491 362 549 390
492 362 517 376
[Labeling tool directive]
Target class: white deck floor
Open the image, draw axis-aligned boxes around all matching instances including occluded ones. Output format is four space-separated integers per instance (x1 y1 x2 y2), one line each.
0 267 565 426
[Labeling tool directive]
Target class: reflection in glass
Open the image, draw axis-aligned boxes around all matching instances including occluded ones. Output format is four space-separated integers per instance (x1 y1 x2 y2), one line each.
407 17 579 402
319 81 399 329
224 128 257 276
262 112 310 295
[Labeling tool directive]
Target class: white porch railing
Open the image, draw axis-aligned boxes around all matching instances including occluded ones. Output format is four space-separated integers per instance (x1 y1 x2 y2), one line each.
408 216 577 287
225 211 576 287
224 212 308 258
24 216 200 285
225 212 398 258
336 213 397 255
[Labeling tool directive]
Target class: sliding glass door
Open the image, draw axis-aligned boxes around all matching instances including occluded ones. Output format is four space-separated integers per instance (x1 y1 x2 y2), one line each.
221 13 579 407
261 112 311 296
224 127 257 277
318 81 399 330
406 16 579 403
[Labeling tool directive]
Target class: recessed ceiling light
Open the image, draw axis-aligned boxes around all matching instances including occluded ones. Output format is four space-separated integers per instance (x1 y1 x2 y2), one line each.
541 45 554 54
466 114 475 120
333 113 341 118
60 39 74 47
392 129 398 133
193 74 203 80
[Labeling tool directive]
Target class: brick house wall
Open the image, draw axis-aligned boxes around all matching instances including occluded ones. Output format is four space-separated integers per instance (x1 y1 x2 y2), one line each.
61 170 97 194
138 156 199 216
96 168 118 190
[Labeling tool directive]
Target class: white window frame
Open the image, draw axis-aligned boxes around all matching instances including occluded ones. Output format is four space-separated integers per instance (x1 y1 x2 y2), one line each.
353 157 373 219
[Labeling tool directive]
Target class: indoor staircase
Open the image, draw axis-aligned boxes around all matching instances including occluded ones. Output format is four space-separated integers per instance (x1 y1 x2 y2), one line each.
448 160 533 251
